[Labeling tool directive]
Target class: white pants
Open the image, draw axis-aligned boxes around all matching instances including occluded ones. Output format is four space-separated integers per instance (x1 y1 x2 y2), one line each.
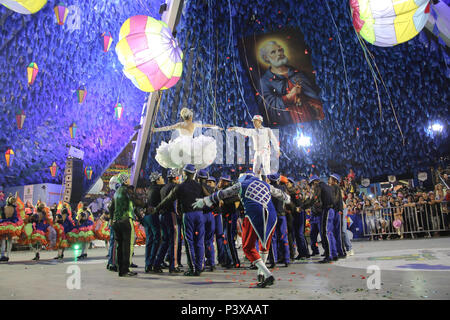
253 150 271 176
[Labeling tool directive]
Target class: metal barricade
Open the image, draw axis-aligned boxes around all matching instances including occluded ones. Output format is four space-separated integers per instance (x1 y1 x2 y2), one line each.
361 202 449 238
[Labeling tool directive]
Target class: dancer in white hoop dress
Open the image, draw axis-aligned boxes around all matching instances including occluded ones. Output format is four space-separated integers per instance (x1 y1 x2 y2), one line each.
153 108 223 169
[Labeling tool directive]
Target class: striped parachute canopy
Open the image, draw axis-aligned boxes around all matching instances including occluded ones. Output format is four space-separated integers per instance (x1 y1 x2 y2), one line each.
115 15 183 92
350 0 431 47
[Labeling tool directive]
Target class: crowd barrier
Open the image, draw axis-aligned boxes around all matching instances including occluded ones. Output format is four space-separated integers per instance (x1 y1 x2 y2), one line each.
360 202 449 237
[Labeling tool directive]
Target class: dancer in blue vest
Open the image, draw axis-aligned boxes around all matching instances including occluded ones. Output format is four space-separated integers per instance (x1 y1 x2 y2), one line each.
309 175 337 263
194 172 290 288
154 170 182 273
196 169 216 271
329 173 346 259
150 164 207 276
207 176 226 266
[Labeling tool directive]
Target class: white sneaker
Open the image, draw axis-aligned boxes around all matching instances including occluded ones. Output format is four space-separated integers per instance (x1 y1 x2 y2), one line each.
347 250 354 256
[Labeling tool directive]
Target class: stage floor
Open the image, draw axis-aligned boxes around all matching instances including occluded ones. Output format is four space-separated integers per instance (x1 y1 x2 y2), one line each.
1 237 449 300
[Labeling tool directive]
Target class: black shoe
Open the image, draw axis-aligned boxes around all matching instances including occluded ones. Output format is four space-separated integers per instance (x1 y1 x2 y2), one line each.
0 256 8 262
32 253 40 261
53 255 60 260
184 270 200 276
206 265 216 272
109 265 118 272
145 266 153 273
257 275 275 288
169 267 182 273
152 266 163 273
311 252 320 257
318 258 332 264
257 274 264 283
249 264 258 270
284 262 290 267
130 263 138 268
321 253 326 257
119 271 138 277
161 262 169 269
268 263 276 269
178 263 183 268
59 254 64 259
338 254 346 259
332 256 338 261
4 257 9 262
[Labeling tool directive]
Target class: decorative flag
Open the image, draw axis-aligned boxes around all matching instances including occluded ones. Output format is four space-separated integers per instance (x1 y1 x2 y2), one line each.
102 32 113 52
50 162 58 177
0 0 47 15
27 62 38 85
114 103 123 120
54 2 69 25
69 123 77 139
5 149 14 167
15 109 26 129
76 86 87 104
84 166 93 180
115 15 183 92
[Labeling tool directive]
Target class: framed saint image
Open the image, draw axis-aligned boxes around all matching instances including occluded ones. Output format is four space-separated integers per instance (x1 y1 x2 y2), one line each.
239 28 324 127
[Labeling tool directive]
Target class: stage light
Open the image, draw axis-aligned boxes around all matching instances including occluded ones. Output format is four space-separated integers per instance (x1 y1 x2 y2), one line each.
297 133 312 148
431 123 443 132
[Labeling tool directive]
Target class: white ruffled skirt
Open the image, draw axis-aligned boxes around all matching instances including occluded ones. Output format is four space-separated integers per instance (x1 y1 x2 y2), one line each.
155 135 217 169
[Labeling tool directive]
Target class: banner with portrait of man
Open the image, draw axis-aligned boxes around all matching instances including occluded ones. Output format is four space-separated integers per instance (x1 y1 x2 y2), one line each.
238 28 324 127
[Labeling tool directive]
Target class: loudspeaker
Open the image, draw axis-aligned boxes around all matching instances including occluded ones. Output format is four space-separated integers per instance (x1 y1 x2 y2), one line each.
63 157 84 204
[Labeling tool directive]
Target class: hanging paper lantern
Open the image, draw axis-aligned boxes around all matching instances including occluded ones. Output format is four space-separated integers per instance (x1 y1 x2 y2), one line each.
49 162 58 177
349 0 431 47
84 166 93 180
115 15 183 92
27 62 38 85
15 109 26 129
76 86 87 104
102 32 113 52
114 103 123 120
0 0 47 14
5 149 14 167
69 123 77 139
54 2 69 26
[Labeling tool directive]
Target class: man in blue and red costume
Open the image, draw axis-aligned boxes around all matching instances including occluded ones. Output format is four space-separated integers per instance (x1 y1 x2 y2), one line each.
193 171 291 288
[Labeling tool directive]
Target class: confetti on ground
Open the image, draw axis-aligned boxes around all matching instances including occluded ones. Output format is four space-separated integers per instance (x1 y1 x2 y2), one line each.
352 275 356 277
289 272 296 274
316 273 320 276
289 279 293 282
361 276 366 279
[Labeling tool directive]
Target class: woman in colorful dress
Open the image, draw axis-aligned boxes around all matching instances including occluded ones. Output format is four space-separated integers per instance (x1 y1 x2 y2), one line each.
0 194 25 262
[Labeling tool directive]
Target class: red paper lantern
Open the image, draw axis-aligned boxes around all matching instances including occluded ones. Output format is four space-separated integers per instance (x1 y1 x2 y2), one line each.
15 110 26 129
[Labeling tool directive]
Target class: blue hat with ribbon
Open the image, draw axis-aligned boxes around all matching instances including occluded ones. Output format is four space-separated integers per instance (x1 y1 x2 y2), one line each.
267 173 280 182
149 172 162 182
220 174 232 182
330 173 341 182
183 164 196 174
197 169 209 179
287 177 295 184
309 175 320 184
207 176 216 183
167 169 178 178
